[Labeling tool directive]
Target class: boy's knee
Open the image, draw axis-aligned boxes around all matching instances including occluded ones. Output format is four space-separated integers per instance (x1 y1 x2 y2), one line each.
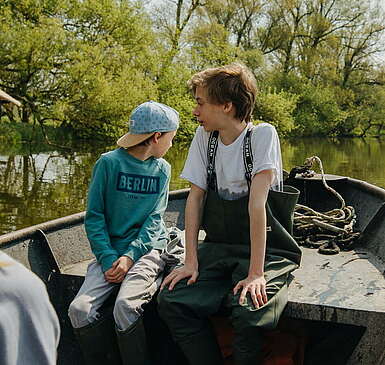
232 303 277 334
68 297 91 328
114 296 134 314
113 297 141 329
157 288 193 324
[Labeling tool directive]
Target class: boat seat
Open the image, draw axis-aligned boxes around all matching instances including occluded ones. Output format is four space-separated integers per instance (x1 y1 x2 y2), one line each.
47 227 385 314
58 230 207 277
41 195 188 277
287 245 385 316
40 223 93 274
61 258 94 277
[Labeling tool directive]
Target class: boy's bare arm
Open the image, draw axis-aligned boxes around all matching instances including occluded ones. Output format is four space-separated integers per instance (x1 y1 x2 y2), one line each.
233 170 273 308
161 184 206 290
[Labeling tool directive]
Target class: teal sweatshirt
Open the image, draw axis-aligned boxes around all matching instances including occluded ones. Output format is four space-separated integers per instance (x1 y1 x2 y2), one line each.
85 148 170 272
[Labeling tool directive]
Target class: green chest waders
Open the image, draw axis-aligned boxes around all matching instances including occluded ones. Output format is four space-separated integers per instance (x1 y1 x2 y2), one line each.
158 127 302 365
203 127 301 266
201 128 302 365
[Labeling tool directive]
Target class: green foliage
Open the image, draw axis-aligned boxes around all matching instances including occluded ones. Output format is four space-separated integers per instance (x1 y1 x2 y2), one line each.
189 23 240 69
1 119 69 144
348 85 385 137
294 85 349 136
254 90 298 136
262 73 359 137
53 0 161 138
0 0 160 138
188 21 263 72
0 122 21 146
156 63 197 144
0 0 384 141
0 5 70 121
61 45 158 138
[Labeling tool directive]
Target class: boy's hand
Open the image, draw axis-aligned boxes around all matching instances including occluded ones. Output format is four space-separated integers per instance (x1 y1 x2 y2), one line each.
161 263 199 291
104 256 134 283
233 275 268 308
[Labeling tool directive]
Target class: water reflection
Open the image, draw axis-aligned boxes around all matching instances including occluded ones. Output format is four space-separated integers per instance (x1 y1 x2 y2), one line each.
280 138 385 186
0 137 384 234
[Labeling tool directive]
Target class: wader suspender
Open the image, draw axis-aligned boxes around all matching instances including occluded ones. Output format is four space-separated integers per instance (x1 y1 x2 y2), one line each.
242 127 254 189
207 127 254 191
207 130 219 191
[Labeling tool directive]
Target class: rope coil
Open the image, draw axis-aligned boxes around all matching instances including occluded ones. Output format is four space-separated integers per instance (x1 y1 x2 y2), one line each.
291 156 361 255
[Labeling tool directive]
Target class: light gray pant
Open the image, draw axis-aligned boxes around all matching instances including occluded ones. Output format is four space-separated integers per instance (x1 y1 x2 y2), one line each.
68 249 164 331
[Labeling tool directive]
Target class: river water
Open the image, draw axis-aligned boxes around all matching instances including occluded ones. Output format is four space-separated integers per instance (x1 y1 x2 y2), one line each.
0 137 384 235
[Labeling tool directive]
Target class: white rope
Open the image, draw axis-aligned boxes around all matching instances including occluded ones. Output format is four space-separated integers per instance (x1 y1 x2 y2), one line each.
292 156 359 254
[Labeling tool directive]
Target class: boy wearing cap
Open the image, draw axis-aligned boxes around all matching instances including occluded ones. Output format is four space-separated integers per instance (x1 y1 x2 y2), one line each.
68 101 179 365
158 64 301 365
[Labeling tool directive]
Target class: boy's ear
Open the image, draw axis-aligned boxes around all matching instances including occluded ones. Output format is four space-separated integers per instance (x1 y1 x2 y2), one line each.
152 132 162 143
223 101 234 114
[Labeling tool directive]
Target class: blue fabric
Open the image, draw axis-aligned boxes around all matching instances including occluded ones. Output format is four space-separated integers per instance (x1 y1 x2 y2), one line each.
129 101 179 134
85 148 170 272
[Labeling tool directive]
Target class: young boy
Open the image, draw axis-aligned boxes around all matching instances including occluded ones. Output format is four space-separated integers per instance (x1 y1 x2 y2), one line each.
158 64 301 365
68 101 179 365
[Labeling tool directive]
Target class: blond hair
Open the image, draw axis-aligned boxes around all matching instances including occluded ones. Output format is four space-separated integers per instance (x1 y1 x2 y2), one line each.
188 63 257 122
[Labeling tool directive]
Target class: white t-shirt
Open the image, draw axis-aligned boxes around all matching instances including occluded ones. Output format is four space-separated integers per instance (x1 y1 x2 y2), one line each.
180 122 283 200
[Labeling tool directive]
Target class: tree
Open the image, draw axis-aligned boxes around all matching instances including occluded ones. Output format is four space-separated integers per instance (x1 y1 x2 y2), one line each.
0 2 70 124
0 0 160 139
1 0 384 140
150 0 205 74
202 0 263 48
59 0 159 138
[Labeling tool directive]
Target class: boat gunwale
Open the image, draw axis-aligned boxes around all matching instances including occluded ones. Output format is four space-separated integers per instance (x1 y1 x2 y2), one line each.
0 188 189 247
346 177 385 200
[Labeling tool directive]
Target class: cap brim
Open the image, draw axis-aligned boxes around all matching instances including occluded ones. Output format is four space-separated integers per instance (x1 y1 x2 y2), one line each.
117 132 155 148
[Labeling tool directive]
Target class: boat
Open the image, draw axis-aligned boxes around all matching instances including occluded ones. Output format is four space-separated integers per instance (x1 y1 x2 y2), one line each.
1 174 385 365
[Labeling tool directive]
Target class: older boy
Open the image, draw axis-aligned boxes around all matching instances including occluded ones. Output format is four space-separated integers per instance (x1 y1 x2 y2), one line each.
68 101 179 365
159 64 301 365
